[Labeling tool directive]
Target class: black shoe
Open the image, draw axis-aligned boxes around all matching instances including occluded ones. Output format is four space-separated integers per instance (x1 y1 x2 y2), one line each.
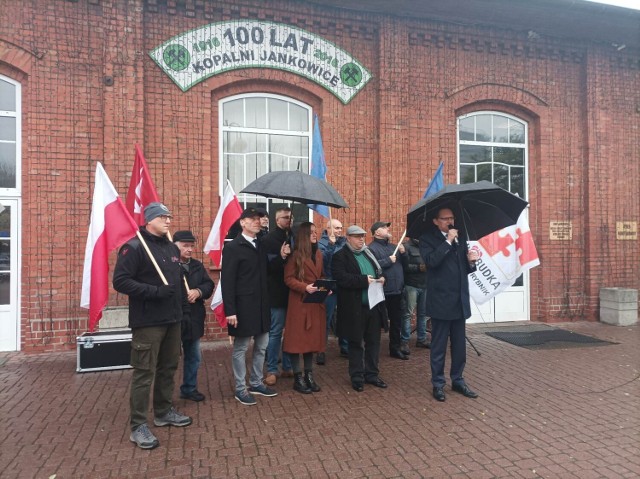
340 348 349 358
415 340 430 349
352 382 364 392
180 390 205 402
390 350 409 360
400 343 411 355
316 352 326 365
433 387 446 402
304 370 321 392
452 382 479 398
293 373 312 394
365 377 388 388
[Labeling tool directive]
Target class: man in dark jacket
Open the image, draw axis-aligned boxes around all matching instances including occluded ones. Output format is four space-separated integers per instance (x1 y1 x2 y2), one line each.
419 207 479 402
316 218 348 365
261 206 293 385
401 237 430 349
173 230 215 402
333 225 389 392
222 207 278 406
368 221 409 360
113 202 192 450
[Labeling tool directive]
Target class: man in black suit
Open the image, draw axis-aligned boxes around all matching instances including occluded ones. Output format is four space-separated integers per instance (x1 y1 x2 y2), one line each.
419 207 479 402
222 207 279 406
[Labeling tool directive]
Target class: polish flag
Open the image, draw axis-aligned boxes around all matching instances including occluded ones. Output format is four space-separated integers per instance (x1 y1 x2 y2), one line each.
210 280 227 328
81 163 139 331
203 180 242 267
126 144 160 225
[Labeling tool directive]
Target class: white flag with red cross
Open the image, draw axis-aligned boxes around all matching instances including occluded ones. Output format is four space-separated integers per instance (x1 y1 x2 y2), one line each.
467 210 540 305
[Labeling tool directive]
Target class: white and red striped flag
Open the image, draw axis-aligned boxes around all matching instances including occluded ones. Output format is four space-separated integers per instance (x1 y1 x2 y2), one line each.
81 163 139 331
203 180 242 267
126 144 160 225
204 180 242 329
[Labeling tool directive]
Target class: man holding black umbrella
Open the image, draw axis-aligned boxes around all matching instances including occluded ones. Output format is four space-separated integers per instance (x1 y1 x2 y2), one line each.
419 207 479 402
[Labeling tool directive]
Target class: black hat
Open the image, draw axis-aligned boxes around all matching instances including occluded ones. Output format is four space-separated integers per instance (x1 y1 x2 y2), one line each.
173 230 196 243
370 221 391 234
144 202 172 223
255 207 268 216
240 207 268 220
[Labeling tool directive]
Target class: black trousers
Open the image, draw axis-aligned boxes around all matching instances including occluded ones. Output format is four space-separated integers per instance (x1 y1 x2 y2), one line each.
385 293 403 352
348 306 382 384
430 317 466 388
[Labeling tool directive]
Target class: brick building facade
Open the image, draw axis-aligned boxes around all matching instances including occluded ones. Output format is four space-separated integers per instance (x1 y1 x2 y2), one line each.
0 0 638 352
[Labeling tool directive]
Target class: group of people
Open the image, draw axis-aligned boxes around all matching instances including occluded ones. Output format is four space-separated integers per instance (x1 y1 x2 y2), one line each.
113 201 480 451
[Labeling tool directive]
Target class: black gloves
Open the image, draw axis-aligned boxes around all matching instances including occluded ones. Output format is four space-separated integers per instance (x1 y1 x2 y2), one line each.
156 284 175 299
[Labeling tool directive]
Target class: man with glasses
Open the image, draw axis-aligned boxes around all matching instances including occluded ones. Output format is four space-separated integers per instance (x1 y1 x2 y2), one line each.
114 202 192 449
262 206 294 385
222 207 278 405
317 218 348 365
332 225 389 392
419 207 479 403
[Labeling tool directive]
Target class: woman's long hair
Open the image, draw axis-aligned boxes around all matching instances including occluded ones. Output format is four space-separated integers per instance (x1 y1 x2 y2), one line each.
293 221 314 282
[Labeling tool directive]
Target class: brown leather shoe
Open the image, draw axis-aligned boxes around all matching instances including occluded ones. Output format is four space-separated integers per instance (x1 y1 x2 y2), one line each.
264 373 277 386
280 370 294 378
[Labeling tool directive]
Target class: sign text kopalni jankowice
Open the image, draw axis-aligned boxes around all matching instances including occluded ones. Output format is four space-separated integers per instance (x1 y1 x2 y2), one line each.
150 20 372 104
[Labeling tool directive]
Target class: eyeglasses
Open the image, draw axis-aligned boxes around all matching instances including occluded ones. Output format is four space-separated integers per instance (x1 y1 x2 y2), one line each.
438 216 455 222
159 215 172 221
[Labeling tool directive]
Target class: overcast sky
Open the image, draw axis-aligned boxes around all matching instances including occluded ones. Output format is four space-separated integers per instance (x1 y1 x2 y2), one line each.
581 0 640 9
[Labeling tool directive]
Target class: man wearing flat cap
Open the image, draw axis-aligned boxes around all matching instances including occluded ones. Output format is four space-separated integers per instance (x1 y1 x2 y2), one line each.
368 221 409 360
113 202 192 450
221 207 278 405
332 225 389 392
173 230 215 402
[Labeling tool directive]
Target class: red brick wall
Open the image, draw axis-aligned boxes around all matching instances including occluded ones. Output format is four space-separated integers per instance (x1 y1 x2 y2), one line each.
0 0 637 351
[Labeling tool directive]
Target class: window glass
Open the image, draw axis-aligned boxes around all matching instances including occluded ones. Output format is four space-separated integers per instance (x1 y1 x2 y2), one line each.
494 147 524 166
0 143 16 188
0 79 15 111
460 145 490 164
0 117 15 141
459 117 474 141
245 97 266 129
223 99 243 127
290 104 309 132
509 119 525 143
268 98 288 130
493 115 509 143
475 114 492 141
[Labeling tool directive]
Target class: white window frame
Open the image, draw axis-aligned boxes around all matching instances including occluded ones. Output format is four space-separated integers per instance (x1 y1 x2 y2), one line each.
457 111 529 200
218 93 313 209
0 74 21 195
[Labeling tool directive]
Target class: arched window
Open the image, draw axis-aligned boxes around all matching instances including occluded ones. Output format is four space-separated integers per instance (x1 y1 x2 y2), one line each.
458 112 527 200
0 75 20 192
219 93 312 219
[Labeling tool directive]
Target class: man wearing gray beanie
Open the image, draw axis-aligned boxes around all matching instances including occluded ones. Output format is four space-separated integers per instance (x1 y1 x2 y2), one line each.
113 202 192 450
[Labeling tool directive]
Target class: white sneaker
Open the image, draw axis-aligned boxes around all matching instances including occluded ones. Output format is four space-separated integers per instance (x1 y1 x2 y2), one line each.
130 424 160 449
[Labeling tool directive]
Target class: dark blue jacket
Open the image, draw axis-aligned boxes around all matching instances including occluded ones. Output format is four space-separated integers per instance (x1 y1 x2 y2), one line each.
367 237 408 296
318 230 346 279
419 230 476 320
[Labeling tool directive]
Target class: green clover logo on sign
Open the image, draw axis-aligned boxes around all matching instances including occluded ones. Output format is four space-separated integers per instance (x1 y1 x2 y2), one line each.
163 44 190 72
340 63 362 87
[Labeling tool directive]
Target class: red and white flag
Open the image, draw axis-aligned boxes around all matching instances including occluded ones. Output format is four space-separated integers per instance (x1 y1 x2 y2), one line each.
126 144 160 225
468 210 540 305
203 180 242 267
210 280 227 328
81 163 139 331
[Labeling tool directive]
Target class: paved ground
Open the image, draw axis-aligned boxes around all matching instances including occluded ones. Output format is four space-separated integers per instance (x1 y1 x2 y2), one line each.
1 321 638 478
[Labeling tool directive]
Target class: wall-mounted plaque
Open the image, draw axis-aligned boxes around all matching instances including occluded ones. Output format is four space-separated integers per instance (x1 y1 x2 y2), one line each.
549 221 572 241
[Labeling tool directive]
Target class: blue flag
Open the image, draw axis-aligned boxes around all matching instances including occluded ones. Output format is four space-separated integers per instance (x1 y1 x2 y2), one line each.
309 114 330 218
422 161 444 199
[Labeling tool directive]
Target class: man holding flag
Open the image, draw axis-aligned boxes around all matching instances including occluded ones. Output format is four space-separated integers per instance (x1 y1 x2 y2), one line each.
113 202 192 449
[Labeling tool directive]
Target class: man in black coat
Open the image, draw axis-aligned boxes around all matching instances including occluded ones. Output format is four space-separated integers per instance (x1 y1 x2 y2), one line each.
113 202 192 450
332 225 389 392
261 206 293 385
222 207 278 406
173 230 215 402
419 207 479 402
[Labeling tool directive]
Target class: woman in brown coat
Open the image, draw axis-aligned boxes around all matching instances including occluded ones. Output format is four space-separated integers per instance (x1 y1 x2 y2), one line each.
283 222 327 394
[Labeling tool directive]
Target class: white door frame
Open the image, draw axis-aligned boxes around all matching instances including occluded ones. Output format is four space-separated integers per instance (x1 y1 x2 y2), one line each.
0 198 21 351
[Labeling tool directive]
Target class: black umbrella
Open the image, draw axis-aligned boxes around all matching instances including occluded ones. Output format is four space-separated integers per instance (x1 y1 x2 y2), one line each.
406 181 528 240
240 170 348 208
